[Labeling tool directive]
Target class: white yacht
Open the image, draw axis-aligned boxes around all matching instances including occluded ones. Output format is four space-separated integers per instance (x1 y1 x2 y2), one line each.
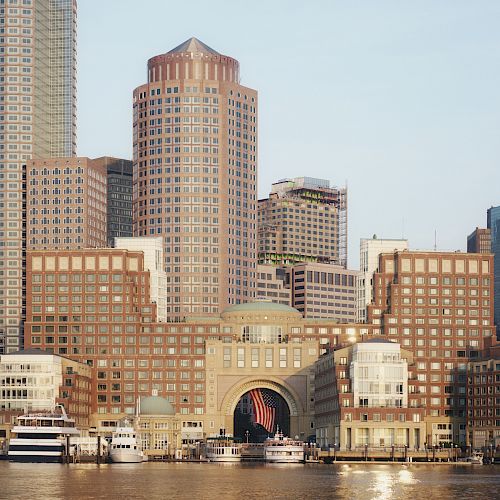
8 405 80 463
264 428 304 463
465 451 484 465
110 420 144 463
206 437 242 462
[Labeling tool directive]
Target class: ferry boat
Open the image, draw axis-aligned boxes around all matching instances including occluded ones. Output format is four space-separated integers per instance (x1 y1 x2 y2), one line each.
206 436 242 462
8 405 79 463
264 428 304 463
110 420 144 463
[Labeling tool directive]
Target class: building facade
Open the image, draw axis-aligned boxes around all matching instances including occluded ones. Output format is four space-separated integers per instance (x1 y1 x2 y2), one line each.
285 262 358 321
94 157 133 247
315 340 426 450
137 395 181 458
357 236 408 323
0 348 91 443
26 157 107 250
367 250 497 446
258 177 347 268
466 345 500 449
23 250 376 439
0 0 77 354
467 227 491 255
133 37 258 320
487 206 500 336
114 237 168 322
255 265 291 306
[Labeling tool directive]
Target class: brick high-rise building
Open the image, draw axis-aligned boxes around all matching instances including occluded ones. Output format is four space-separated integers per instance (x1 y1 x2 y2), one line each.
466 344 500 448
26 157 107 250
0 0 77 354
367 250 496 445
24 249 374 436
258 177 347 268
133 38 258 320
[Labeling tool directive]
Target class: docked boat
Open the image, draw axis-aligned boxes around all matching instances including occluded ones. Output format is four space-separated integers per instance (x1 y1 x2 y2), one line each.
110 420 144 463
206 436 242 462
264 428 304 463
465 451 484 465
8 405 79 463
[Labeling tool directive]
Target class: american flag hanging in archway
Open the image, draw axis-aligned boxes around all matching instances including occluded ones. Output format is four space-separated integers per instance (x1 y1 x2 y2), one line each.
249 388 277 433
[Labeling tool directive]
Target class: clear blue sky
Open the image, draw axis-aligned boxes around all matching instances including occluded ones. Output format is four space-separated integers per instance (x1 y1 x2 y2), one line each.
78 0 500 268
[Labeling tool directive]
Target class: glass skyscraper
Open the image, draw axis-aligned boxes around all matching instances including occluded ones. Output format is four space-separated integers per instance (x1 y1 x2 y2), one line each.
487 205 500 337
0 0 77 353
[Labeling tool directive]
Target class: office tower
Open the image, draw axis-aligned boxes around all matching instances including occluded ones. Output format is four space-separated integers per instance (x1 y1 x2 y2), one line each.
256 264 291 306
368 250 496 445
258 177 347 268
26 157 107 250
0 0 77 354
133 37 258 320
357 236 408 322
487 206 500 335
467 227 491 254
285 262 358 321
92 157 133 247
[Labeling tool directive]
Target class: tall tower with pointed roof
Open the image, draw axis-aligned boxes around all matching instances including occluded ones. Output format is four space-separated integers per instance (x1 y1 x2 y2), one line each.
133 38 258 320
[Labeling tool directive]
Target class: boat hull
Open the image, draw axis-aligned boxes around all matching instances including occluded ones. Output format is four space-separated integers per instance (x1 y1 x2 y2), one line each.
110 449 144 463
8 439 65 463
8 454 63 463
264 446 304 463
208 457 241 462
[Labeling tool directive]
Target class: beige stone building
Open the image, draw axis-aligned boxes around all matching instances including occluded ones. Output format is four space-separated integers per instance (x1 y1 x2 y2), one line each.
133 37 258 320
137 395 181 458
27 157 108 250
204 303 319 440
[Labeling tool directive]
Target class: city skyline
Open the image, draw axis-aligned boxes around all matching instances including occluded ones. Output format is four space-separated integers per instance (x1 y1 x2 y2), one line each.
77 1 500 267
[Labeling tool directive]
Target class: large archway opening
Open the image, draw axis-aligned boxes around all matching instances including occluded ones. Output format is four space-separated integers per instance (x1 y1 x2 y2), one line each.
233 388 290 443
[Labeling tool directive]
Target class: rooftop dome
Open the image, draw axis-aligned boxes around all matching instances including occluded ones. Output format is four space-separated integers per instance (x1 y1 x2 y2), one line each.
223 301 300 315
139 396 175 416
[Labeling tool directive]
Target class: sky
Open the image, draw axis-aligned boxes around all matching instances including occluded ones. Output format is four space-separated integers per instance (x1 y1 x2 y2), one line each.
77 0 500 268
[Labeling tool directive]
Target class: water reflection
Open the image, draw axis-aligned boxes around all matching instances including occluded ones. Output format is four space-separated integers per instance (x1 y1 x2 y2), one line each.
0 462 498 500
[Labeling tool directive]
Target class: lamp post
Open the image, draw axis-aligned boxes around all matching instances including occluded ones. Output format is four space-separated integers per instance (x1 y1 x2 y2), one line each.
245 430 250 444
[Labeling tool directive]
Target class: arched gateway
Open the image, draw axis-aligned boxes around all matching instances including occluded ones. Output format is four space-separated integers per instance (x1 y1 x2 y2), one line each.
220 378 305 439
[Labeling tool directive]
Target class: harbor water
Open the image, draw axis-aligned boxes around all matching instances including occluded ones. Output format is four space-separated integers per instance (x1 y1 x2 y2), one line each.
0 461 498 499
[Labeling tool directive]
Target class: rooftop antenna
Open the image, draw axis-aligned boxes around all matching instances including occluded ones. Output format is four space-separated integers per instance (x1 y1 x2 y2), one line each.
434 229 437 251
